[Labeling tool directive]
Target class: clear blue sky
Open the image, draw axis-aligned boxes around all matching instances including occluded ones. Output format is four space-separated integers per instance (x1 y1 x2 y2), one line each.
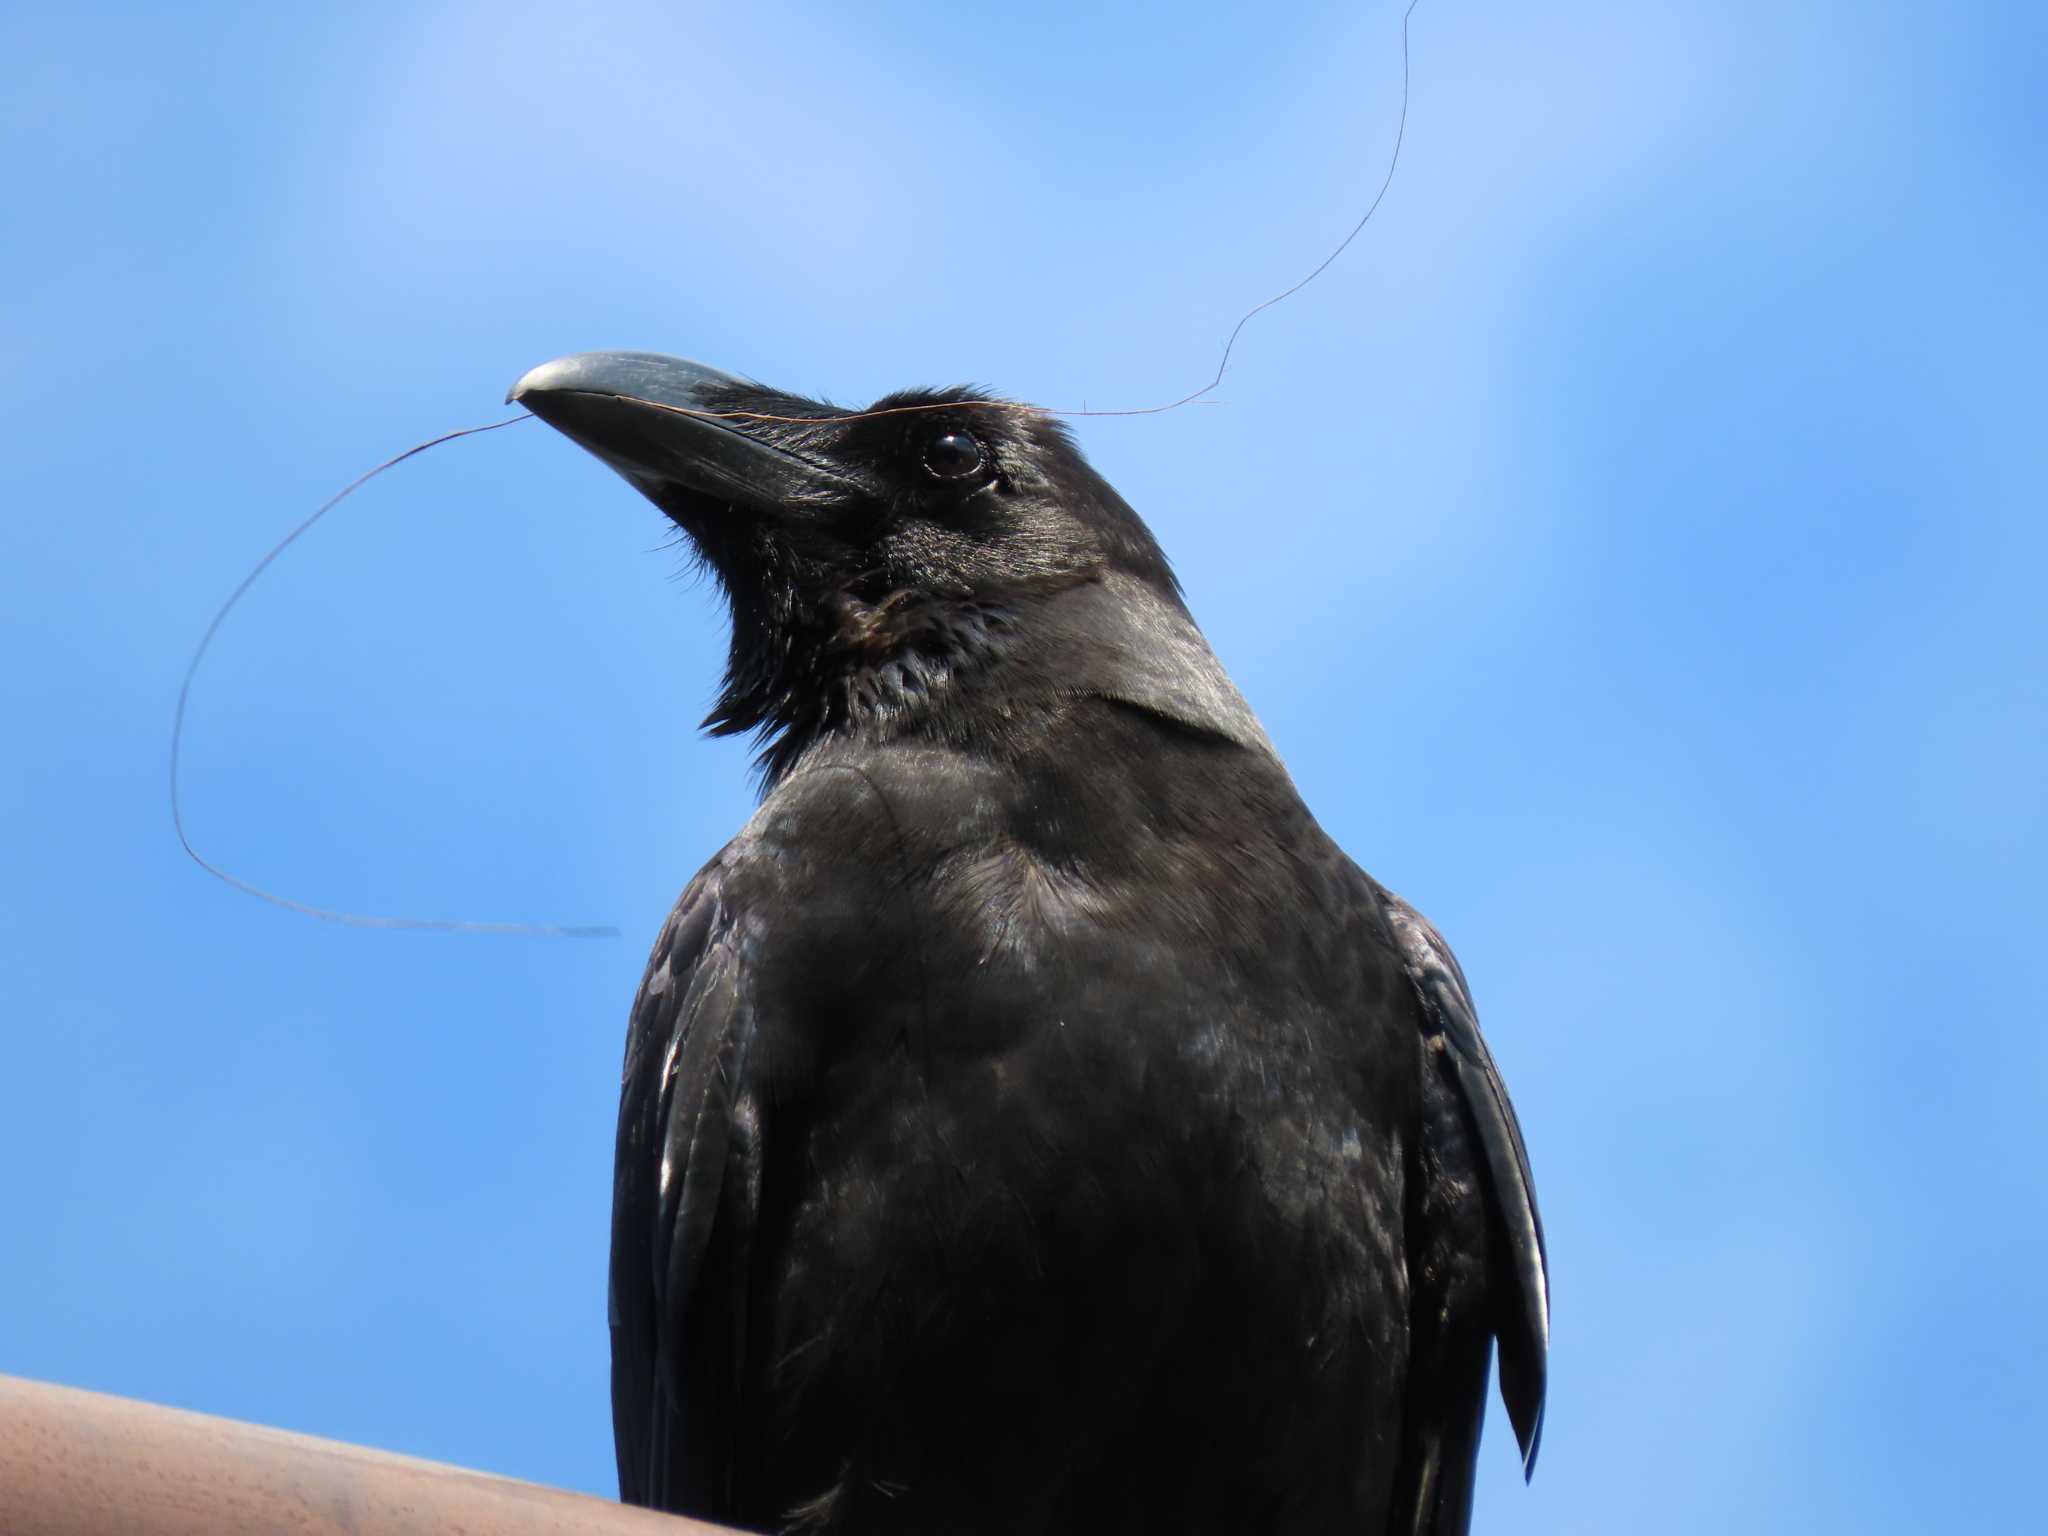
3 2 2042 1530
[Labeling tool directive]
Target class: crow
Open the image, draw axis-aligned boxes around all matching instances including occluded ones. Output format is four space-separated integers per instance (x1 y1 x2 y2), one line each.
511 351 1548 1536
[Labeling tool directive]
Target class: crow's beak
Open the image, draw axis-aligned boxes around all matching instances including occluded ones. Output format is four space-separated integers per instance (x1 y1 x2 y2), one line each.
509 350 862 514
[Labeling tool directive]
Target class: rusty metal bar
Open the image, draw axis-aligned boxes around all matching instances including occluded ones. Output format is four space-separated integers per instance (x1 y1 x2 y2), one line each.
0 1374 734 1536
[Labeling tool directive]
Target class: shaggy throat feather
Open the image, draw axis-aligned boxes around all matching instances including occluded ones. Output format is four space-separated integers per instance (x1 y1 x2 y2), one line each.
711 584 1026 784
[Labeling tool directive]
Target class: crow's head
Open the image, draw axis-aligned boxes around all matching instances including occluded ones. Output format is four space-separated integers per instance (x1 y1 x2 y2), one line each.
513 351 1271 783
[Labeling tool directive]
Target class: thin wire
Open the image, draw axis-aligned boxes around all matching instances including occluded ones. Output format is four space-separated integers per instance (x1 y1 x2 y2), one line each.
1070 0 1422 417
619 0 1422 433
176 3 1420 935
170 411 620 938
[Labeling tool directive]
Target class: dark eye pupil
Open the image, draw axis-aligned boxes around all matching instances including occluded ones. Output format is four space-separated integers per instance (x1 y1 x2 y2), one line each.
924 431 984 480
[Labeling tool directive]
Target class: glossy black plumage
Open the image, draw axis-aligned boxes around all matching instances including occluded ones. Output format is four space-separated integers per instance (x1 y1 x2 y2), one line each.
512 353 1549 1535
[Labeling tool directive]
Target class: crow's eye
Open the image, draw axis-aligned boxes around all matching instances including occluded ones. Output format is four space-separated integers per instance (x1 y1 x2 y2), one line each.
923 431 986 482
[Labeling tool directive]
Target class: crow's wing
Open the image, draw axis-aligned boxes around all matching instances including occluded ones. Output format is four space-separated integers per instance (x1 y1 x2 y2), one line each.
1381 889 1549 1535
610 860 762 1516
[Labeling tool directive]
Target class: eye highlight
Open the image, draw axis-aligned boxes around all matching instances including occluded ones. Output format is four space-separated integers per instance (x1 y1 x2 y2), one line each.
922 431 987 482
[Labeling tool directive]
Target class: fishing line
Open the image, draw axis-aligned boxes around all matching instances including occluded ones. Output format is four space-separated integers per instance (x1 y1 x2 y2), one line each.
179 1 1421 932
171 412 619 937
643 0 1422 431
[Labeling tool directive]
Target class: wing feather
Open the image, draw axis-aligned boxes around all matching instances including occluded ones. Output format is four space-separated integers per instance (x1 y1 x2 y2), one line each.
610 864 760 1516
1382 890 1550 1484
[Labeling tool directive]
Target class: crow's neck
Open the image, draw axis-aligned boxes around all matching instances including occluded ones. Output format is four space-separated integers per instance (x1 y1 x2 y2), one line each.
709 577 1040 788
714 569 1281 791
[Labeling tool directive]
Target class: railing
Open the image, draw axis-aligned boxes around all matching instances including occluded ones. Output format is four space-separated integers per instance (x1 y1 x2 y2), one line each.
0 1374 733 1536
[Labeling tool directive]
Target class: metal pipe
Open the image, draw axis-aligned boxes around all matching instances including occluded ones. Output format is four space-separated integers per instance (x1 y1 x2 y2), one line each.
0 1374 732 1536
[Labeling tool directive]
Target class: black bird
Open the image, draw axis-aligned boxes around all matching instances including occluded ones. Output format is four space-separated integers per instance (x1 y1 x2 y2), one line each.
511 351 1548 1536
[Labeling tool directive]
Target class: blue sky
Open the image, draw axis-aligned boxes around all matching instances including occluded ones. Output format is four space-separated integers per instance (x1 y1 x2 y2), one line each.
3 2 2043 1529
